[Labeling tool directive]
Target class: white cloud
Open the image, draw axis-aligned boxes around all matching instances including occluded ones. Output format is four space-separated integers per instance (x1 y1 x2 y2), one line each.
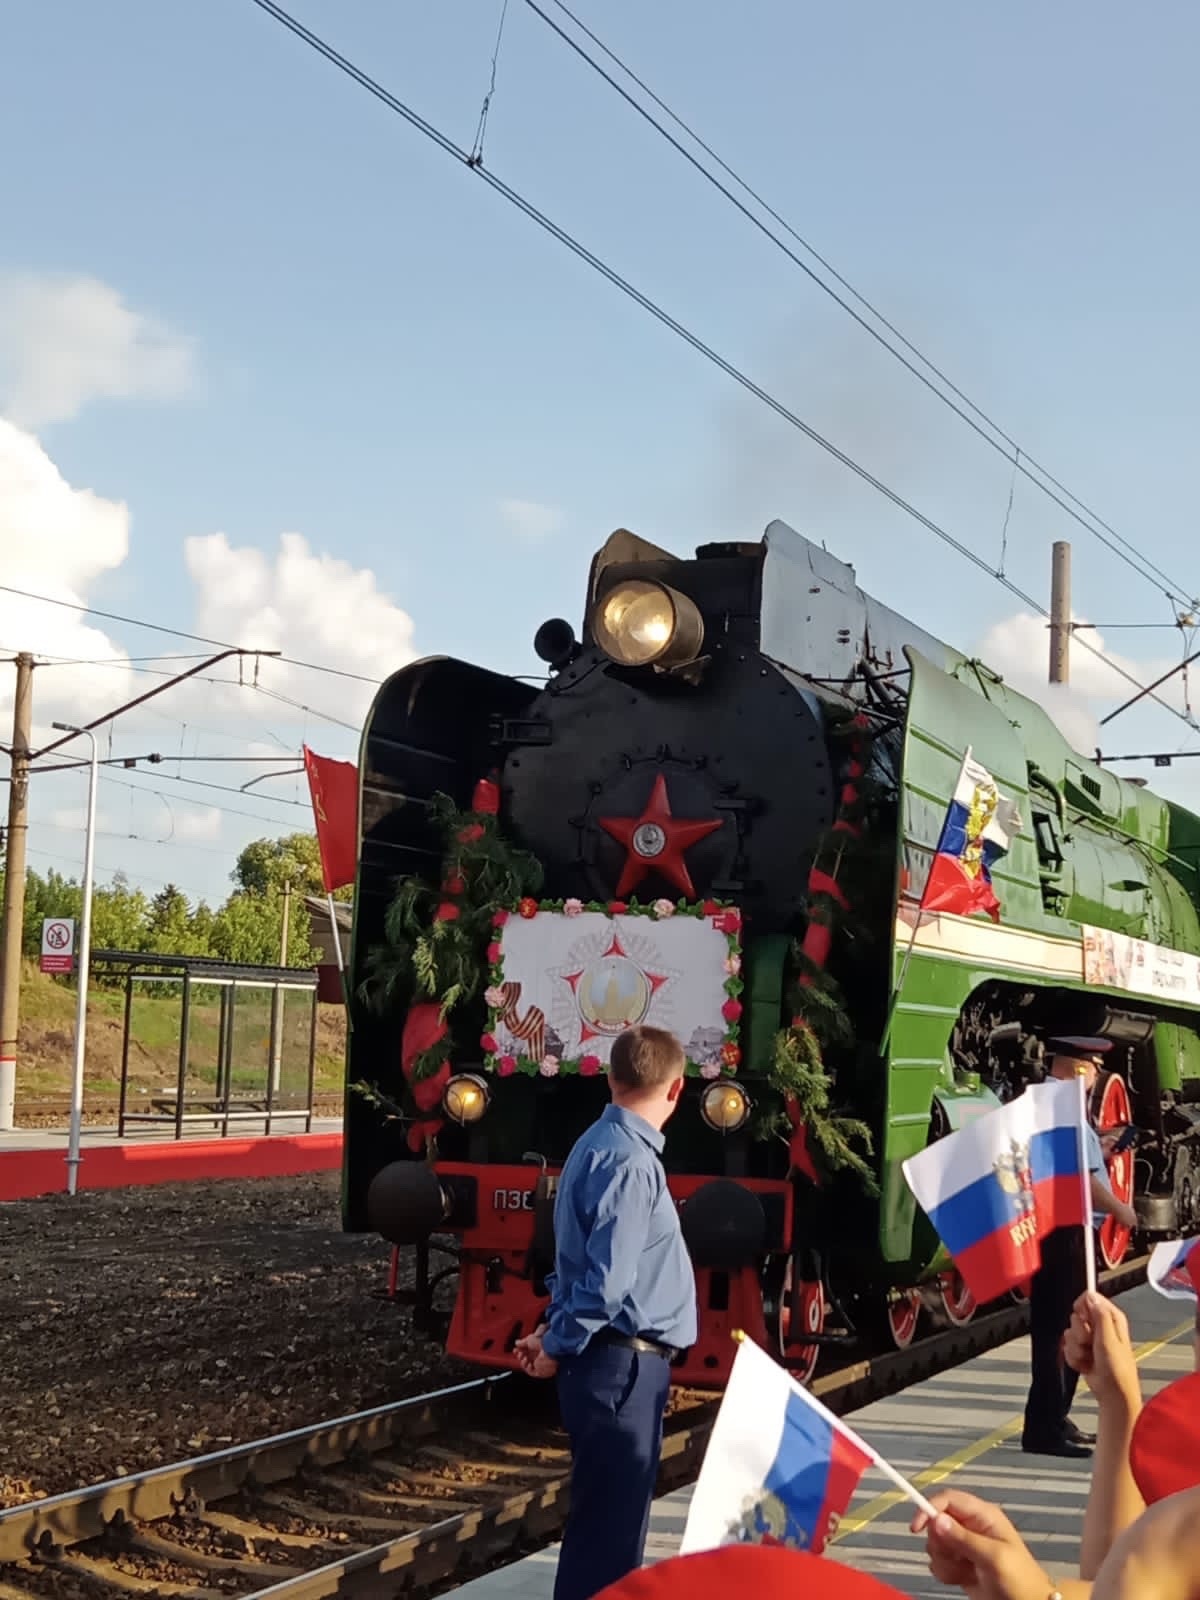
499 498 563 542
978 611 1185 752
173 806 222 842
183 530 418 723
0 419 135 732
50 804 114 833
0 273 194 428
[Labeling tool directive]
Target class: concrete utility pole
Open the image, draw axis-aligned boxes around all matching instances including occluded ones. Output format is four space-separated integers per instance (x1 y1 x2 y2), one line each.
1050 540 1072 685
0 653 34 1131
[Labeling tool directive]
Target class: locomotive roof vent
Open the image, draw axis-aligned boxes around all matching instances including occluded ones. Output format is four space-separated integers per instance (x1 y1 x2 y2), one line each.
695 541 764 559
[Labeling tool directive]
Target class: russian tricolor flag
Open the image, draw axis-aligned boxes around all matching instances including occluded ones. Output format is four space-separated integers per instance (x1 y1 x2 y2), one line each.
902 1077 1091 1305
1149 1236 1199 1301
920 748 1021 923
682 1335 873 1556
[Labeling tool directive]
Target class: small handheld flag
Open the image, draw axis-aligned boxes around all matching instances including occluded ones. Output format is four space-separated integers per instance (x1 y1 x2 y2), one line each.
902 1077 1092 1304
681 1333 935 1558
1148 1236 1199 1301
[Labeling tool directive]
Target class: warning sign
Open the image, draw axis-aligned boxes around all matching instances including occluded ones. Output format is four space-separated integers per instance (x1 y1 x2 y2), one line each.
40 918 76 975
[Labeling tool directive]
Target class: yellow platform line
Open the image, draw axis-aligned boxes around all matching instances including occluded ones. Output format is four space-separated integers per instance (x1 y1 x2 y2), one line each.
833 1317 1194 1541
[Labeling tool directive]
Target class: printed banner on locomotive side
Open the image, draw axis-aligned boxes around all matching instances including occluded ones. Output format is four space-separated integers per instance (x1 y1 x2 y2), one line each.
1081 924 1200 1007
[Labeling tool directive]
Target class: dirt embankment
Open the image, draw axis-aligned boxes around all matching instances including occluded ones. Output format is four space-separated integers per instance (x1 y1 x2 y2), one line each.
0 1170 467 1506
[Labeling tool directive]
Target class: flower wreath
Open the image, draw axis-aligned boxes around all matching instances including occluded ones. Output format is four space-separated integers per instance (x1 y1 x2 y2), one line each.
478 896 744 1080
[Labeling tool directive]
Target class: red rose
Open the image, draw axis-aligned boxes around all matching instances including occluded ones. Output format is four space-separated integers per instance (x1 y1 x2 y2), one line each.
442 874 465 896
480 1033 498 1054
435 901 460 922
720 909 742 934
457 823 485 844
721 1042 741 1068
579 1054 602 1077
721 998 743 1023
608 900 628 915
497 1055 517 1078
486 941 502 964
702 899 721 916
492 910 509 927
472 777 501 815
518 896 539 919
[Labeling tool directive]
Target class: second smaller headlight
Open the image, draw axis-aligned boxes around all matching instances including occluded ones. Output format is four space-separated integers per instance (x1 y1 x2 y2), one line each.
700 1080 750 1134
443 1072 490 1125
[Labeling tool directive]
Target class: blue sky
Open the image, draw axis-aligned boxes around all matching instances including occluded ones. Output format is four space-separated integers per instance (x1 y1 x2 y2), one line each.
2 0 1199 906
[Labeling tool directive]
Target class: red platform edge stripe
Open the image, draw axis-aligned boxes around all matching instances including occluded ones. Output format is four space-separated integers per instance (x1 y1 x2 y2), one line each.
0 1132 344 1202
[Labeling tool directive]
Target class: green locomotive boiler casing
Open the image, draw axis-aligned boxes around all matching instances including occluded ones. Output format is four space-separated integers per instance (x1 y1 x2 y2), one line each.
343 519 1200 1380
884 647 1200 1277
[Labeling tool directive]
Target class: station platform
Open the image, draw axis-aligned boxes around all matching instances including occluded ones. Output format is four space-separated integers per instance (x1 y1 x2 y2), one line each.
0 1118 343 1200
454 1283 1194 1599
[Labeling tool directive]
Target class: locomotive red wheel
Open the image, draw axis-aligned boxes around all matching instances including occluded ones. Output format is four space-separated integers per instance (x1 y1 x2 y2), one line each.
886 1288 921 1349
778 1259 825 1383
938 1268 976 1325
1096 1072 1135 1268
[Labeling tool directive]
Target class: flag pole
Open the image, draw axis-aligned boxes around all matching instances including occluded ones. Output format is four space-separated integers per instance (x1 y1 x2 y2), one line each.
1075 1067 1098 1294
730 1331 939 1521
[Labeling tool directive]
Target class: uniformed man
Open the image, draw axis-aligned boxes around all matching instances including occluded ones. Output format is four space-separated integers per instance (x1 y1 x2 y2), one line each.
1021 1035 1139 1458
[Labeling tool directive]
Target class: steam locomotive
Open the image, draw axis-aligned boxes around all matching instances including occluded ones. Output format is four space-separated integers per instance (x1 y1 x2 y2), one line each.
343 521 1200 1387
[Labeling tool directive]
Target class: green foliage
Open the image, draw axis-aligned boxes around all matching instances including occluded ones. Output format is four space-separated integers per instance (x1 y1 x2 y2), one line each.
232 833 350 901
11 839 324 971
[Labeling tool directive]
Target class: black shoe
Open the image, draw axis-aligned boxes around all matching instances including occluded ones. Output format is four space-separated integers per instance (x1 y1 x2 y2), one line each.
1021 1435 1092 1459
1064 1422 1095 1446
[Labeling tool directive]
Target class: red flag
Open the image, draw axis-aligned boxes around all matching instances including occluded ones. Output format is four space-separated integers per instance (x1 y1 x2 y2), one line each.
303 745 359 893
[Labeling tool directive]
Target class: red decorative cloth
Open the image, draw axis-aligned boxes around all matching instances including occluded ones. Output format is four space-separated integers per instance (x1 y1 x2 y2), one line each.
1129 1371 1200 1506
594 1547 904 1599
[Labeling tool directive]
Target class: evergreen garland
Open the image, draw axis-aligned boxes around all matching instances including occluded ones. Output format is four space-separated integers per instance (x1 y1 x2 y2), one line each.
358 778 543 1089
768 712 881 1194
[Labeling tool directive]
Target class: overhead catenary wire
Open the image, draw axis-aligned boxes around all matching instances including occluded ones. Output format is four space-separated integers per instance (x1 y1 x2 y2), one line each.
524 0 1197 614
0 581 379 684
243 0 1197 732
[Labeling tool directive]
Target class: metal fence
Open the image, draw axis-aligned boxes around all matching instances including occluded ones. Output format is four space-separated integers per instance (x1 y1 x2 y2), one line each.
92 951 320 1138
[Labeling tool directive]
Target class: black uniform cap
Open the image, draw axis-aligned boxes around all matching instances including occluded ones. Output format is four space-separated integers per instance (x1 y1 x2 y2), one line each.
1046 1035 1113 1062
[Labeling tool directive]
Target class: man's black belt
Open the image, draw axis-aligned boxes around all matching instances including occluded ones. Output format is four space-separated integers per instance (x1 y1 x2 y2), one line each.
592 1329 680 1362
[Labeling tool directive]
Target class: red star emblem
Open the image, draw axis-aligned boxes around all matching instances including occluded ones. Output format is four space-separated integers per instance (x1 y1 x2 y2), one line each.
599 775 722 899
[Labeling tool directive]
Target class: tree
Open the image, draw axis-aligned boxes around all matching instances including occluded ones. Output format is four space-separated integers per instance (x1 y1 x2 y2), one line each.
232 832 353 901
147 884 193 955
233 834 325 898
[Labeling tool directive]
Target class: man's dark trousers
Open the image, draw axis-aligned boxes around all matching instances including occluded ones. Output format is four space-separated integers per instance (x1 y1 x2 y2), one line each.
1022 1225 1087 1447
553 1340 672 1600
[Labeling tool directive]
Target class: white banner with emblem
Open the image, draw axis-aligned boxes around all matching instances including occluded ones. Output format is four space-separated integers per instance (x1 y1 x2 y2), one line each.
485 905 738 1077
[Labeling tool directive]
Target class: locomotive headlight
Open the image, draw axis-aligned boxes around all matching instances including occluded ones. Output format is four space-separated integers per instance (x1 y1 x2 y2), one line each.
592 580 704 669
442 1073 490 1125
700 1080 750 1134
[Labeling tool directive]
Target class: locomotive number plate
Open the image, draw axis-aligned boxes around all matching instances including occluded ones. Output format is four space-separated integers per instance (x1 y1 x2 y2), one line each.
493 1188 536 1211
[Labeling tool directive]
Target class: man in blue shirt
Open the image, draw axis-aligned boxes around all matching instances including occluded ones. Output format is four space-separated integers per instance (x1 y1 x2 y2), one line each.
515 1024 697 1600
1021 1036 1138 1460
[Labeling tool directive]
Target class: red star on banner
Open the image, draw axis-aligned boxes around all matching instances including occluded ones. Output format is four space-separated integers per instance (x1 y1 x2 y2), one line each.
599 775 723 899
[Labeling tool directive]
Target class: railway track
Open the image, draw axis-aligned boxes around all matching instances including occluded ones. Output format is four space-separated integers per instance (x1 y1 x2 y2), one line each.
0 1253 1149 1600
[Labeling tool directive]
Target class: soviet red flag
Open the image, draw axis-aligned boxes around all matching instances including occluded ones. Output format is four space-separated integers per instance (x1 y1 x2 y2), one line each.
302 745 359 893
